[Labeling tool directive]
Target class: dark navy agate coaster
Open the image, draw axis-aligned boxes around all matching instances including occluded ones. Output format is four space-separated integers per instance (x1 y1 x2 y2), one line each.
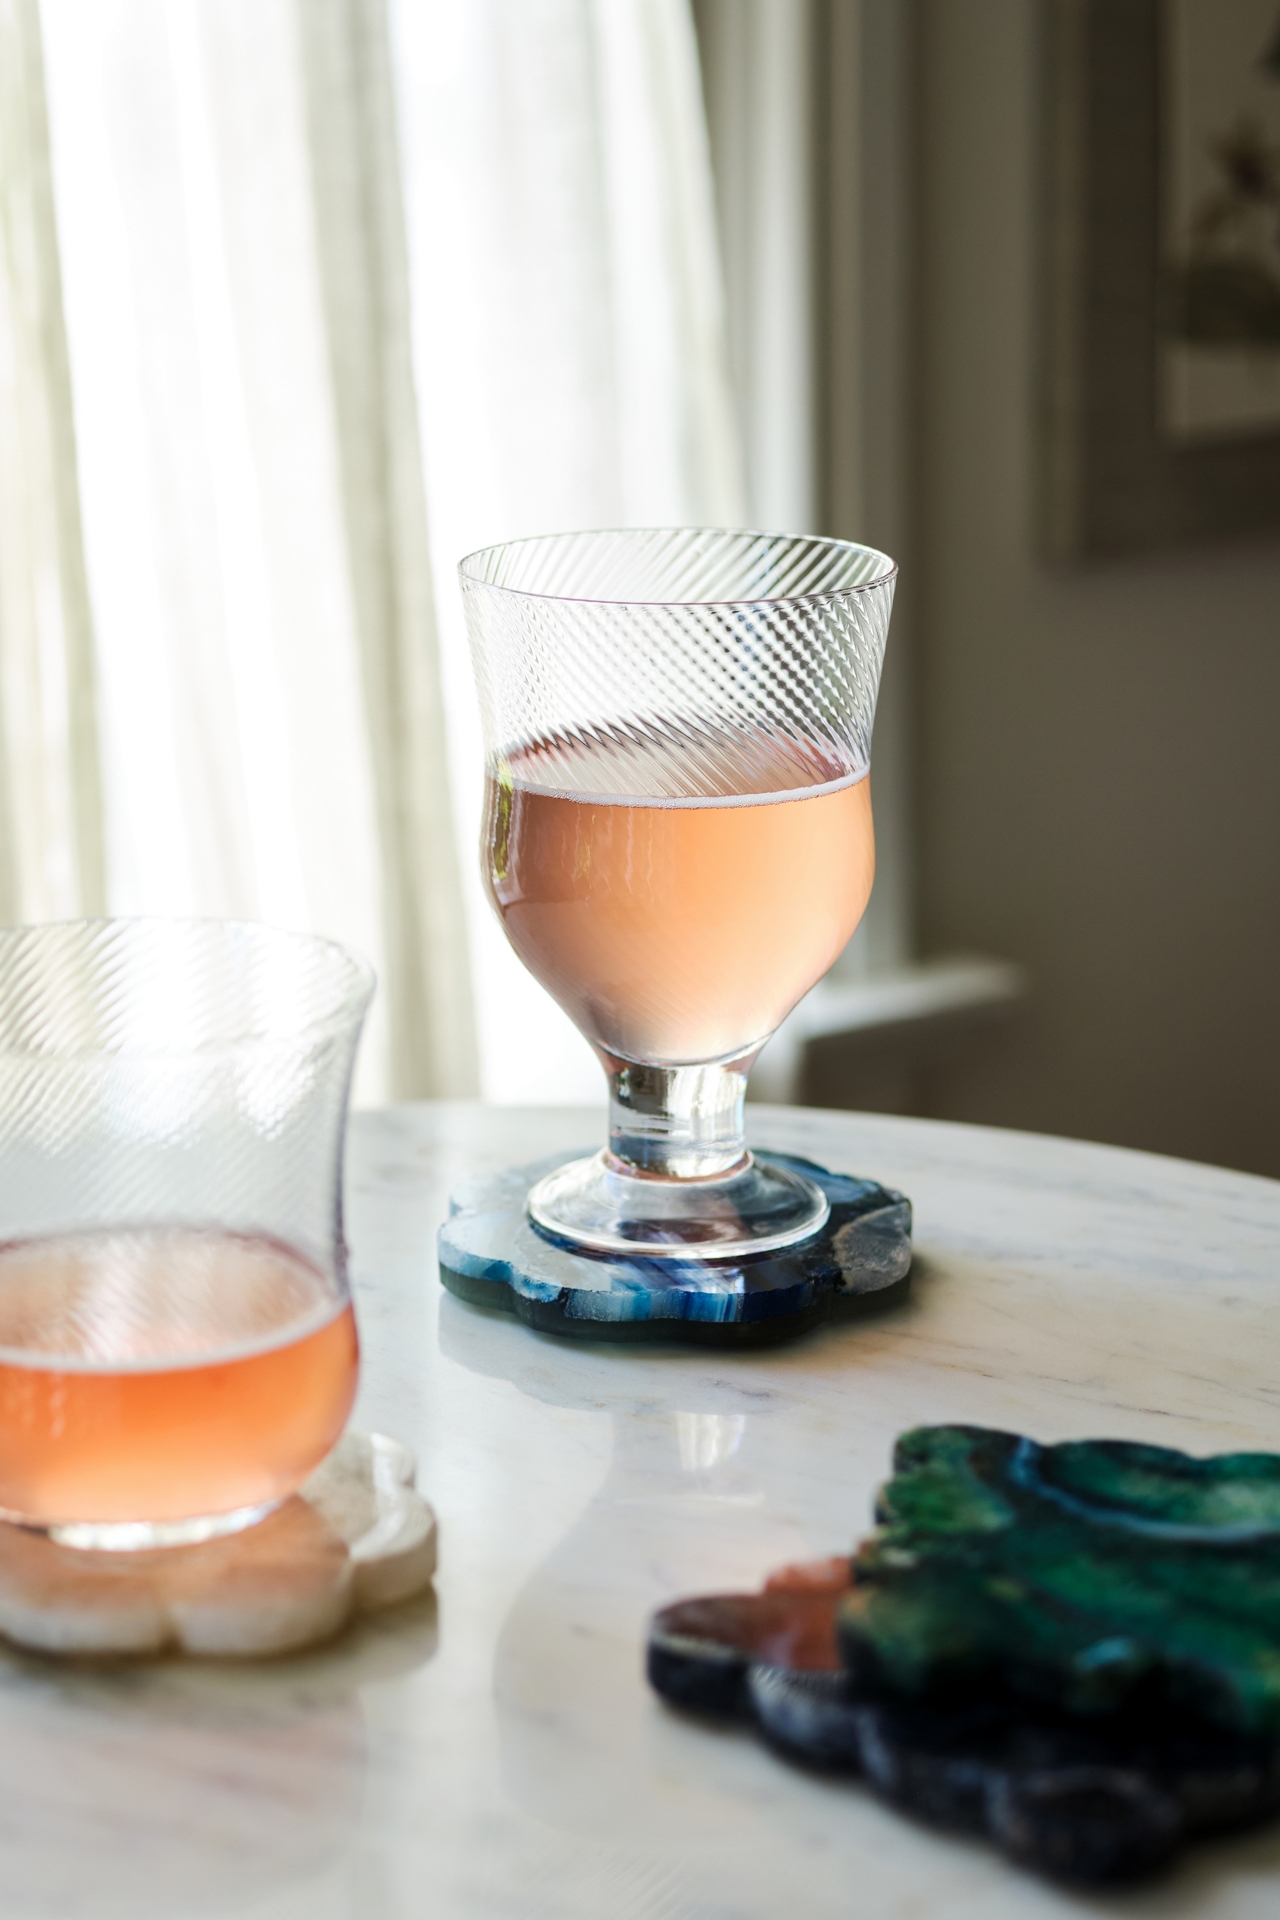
436 1150 912 1345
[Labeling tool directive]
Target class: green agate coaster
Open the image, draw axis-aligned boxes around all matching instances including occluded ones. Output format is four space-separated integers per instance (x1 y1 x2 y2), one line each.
648 1426 1280 1886
436 1149 911 1345
843 1425 1280 1735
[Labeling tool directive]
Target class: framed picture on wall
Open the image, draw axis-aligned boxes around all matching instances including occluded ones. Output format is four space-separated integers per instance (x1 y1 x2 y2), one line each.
1040 0 1280 559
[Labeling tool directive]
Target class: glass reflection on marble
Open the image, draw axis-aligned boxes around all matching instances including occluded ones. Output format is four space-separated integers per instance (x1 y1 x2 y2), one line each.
676 1413 747 1474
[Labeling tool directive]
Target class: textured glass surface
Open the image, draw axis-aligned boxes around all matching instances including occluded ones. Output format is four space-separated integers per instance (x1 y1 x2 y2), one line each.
0 920 373 1277
460 527 895 801
0 920 372 1545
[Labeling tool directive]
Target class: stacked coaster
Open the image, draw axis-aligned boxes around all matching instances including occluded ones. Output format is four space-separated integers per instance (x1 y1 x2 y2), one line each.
0 1433 437 1659
649 1426 1280 1886
438 1150 912 1344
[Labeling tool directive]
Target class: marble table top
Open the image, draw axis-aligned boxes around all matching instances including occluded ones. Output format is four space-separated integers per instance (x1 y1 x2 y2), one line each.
5 1101 1280 1919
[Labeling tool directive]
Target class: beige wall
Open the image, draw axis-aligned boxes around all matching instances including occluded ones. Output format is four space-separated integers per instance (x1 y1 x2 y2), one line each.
913 0 1280 1177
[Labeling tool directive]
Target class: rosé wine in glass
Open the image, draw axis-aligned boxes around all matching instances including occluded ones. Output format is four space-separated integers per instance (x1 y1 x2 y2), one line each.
0 1227 358 1530
486 733 875 1067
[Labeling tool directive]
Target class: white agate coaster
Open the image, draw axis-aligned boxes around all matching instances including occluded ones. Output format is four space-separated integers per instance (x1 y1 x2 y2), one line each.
0 1432 437 1660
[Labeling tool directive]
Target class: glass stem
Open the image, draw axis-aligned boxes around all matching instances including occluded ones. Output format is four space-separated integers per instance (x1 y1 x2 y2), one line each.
602 1054 753 1180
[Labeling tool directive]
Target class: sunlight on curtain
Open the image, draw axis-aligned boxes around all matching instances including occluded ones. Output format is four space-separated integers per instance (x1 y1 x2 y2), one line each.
0 0 104 924
295 0 477 1101
390 0 745 1103
35 0 473 1103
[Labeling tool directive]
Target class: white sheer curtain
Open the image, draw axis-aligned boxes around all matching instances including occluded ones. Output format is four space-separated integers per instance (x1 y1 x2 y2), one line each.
0 0 103 926
35 0 472 1103
8 0 742 1104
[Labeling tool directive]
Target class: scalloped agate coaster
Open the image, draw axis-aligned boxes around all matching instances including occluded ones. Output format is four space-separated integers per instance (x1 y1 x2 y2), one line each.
0 1433 437 1659
842 1425 1280 1731
647 1426 1280 1886
437 1149 912 1344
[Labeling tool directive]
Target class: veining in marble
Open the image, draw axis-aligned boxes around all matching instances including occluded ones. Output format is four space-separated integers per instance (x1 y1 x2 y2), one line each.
1 1102 1279 1916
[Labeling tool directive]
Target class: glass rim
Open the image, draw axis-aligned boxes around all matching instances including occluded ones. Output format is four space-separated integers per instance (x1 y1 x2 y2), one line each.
0 916 375 1062
457 526 898 608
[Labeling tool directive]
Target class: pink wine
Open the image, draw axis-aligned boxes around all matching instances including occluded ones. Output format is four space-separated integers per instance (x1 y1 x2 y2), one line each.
484 731 875 1065
0 1226 358 1526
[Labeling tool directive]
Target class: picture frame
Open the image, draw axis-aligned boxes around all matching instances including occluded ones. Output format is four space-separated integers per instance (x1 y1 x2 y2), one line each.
1040 0 1280 559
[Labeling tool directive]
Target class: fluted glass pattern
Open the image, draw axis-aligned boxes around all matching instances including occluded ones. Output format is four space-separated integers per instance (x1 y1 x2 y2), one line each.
0 920 373 1276
460 527 896 801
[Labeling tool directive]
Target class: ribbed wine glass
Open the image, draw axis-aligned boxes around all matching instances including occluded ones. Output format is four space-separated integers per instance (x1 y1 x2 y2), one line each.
460 527 896 1259
0 918 372 1548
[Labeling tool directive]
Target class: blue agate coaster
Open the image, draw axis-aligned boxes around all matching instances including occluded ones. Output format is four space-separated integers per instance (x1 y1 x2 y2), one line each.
437 1150 912 1345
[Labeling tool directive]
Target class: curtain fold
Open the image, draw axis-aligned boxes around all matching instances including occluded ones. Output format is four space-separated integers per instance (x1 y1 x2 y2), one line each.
297 0 476 1099
0 0 105 924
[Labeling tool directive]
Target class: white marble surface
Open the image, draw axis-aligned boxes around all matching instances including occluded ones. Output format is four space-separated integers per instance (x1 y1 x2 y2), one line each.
3 1101 1280 1918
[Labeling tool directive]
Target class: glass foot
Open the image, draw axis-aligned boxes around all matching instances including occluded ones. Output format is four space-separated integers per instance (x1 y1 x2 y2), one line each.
32 1500 281 1553
527 1150 830 1259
